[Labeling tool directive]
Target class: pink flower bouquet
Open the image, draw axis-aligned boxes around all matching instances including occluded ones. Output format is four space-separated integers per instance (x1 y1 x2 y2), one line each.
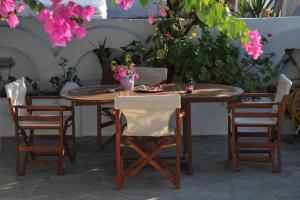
111 59 139 90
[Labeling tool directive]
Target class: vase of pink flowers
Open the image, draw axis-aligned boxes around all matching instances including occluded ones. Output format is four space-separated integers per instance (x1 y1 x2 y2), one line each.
111 55 139 91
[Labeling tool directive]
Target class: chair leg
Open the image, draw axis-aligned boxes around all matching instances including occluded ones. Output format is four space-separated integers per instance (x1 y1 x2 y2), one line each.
175 134 181 189
235 127 240 170
15 128 22 176
63 121 75 163
97 104 102 151
228 116 232 161
115 115 122 190
231 126 240 172
276 127 282 173
29 130 36 160
267 127 276 172
275 137 282 173
58 153 64 175
71 122 76 162
116 146 122 189
123 136 178 188
71 106 76 161
57 127 65 175
277 145 282 173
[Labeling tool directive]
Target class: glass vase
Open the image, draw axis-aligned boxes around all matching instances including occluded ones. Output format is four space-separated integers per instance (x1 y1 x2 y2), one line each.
120 75 135 91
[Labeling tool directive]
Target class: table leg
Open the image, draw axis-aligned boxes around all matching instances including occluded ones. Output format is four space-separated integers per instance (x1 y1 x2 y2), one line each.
228 114 232 161
96 104 102 151
183 102 193 175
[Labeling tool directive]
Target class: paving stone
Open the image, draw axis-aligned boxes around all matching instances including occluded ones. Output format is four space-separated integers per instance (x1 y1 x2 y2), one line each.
0 136 299 200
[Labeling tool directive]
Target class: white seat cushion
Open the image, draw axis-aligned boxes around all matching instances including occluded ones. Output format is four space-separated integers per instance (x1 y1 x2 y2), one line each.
122 127 175 137
234 117 276 125
19 115 71 128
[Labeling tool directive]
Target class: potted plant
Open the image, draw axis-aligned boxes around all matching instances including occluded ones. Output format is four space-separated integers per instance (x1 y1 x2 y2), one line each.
111 54 139 91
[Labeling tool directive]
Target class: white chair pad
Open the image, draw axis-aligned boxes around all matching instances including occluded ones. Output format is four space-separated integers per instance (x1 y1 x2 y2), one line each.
123 127 175 137
234 117 276 125
19 115 71 127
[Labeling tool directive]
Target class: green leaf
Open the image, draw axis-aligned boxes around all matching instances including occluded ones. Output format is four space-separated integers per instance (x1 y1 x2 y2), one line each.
139 0 149 6
203 0 210 6
215 3 224 19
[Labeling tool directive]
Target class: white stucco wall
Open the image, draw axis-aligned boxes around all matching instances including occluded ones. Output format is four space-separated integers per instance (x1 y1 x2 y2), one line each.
282 0 300 16
0 17 299 137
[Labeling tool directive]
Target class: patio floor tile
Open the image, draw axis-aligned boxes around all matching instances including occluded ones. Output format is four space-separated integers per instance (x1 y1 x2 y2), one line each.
0 136 299 200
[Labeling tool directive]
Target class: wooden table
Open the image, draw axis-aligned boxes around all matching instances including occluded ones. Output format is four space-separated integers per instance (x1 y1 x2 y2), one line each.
66 83 243 174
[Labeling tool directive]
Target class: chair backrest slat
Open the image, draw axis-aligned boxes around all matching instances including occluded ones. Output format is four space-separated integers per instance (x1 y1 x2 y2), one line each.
114 94 180 137
135 67 168 85
274 74 293 103
59 82 80 106
5 77 29 117
273 74 292 112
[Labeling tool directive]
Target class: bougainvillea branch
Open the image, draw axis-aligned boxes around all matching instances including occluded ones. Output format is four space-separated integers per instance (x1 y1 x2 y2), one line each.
0 0 25 28
38 0 95 47
113 0 263 60
1 0 263 59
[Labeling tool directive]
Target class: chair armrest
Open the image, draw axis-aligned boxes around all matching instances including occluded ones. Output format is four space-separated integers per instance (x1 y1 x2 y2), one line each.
15 105 66 111
179 109 185 118
26 96 62 106
229 102 281 118
240 93 275 100
229 102 280 109
26 96 61 101
26 96 73 111
112 109 121 117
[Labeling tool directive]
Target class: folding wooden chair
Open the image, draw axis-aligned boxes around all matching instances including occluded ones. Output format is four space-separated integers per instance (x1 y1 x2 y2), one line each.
97 67 168 151
114 94 182 190
228 74 292 172
134 67 168 85
5 78 76 175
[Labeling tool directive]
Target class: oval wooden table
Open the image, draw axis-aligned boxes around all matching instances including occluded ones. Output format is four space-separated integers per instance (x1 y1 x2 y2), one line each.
66 83 243 175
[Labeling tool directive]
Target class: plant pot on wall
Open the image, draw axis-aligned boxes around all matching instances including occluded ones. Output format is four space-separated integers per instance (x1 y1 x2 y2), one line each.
91 40 123 85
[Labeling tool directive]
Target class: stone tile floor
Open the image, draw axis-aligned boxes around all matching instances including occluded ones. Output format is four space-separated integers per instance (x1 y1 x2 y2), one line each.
0 136 299 200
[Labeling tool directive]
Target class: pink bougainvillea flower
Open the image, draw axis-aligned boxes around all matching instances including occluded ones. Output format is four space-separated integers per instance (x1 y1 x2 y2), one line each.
77 5 95 21
0 0 24 28
16 3 25 12
243 29 263 60
0 0 15 14
38 0 95 47
115 0 134 10
7 12 19 28
163 33 173 41
75 25 87 39
159 6 169 17
147 15 155 25
147 9 155 25
159 7 167 17
113 66 127 81
134 73 139 80
111 62 139 81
